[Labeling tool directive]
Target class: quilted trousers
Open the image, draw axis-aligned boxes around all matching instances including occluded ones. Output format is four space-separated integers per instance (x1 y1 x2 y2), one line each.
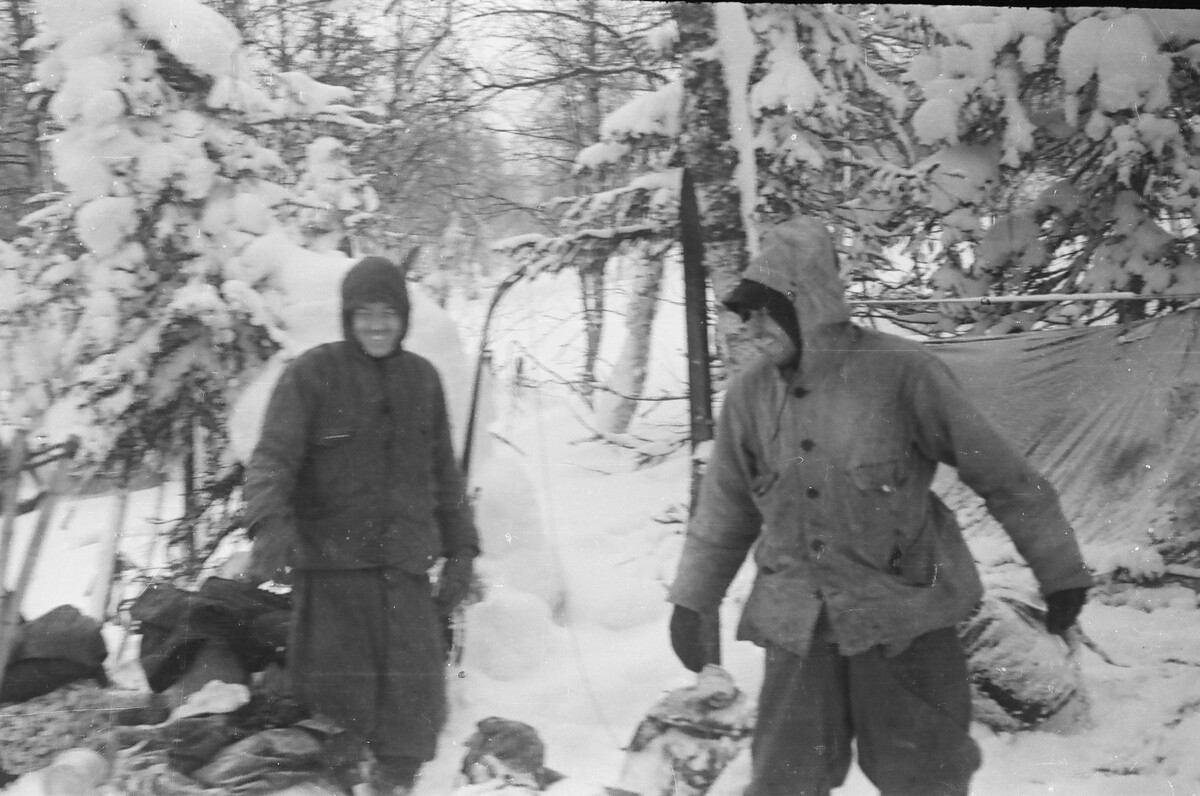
747 615 981 796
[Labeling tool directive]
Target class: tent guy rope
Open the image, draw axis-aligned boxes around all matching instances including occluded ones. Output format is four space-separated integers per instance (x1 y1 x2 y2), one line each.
849 291 1200 306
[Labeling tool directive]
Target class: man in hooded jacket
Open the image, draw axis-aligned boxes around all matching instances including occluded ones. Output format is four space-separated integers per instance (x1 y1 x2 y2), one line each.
668 218 1092 796
243 256 480 795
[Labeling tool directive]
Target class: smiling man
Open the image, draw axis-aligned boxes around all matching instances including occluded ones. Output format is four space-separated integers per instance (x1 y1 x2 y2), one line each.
243 255 480 795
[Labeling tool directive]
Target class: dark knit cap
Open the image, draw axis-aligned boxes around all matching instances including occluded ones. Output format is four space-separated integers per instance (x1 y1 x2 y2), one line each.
723 278 802 350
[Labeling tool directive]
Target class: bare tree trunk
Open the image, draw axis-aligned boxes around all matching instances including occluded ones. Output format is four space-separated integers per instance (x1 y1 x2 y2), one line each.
596 253 665 434
574 0 609 404
1 0 46 235
579 255 606 403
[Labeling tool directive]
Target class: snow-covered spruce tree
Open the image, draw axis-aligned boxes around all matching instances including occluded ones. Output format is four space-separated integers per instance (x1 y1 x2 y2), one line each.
609 6 1200 337
219 0 519 297
8 0 371 568
286 135 380 254
726 5 916 324
882 7 1200 333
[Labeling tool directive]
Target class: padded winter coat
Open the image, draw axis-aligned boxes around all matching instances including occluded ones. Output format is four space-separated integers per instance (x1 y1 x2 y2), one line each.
244 258 478 572
669 218 1093 658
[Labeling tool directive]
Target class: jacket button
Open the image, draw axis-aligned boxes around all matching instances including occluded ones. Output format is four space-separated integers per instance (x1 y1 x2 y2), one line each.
806 486 820 498
810 539 826 554
800 439 815 451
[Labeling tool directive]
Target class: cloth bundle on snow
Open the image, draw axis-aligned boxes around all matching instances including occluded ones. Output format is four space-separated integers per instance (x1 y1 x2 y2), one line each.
130 577 290 693
958 592 1090 733
456 717 562 792
617 666 754 796
104 687 338 795
453 717 636 795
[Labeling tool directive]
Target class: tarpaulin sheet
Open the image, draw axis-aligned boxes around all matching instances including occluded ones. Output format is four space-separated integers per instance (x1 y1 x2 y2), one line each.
925 309 1200 571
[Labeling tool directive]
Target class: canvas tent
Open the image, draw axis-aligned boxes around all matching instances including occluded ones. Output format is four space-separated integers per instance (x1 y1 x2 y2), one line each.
926 308 1200 576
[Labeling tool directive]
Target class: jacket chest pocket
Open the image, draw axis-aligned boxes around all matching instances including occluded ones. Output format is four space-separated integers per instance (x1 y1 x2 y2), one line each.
843 453 911 535
304 425 360 510
844 451 936 582
849 457 907 494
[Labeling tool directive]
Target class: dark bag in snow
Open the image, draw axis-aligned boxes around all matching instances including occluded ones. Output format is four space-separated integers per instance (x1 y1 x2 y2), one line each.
131 578 291 692
1 605 108 704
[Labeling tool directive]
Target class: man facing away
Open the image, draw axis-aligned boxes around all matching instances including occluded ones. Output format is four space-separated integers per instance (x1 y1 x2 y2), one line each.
668 218 1092 796
243 255 480 795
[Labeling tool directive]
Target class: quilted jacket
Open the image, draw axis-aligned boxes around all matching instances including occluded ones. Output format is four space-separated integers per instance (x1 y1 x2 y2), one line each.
669 218 1093 657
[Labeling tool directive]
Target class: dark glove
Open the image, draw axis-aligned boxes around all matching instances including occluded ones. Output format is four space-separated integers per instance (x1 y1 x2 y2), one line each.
247 518 294 585
669 605 710 673
435 555 475 616
1045 587 1088 635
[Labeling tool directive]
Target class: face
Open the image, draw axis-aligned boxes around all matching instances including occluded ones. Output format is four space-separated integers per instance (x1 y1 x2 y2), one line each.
351 302 404 358
742 307 798 367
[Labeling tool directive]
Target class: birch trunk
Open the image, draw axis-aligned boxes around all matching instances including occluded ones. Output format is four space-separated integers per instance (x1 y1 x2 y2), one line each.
596 256 665 434
579 256 606 403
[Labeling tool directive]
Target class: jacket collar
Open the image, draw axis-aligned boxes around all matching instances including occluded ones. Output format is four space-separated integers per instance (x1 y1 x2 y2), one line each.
779 321 859 395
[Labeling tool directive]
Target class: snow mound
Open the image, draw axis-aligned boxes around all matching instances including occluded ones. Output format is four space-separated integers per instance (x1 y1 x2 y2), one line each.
463 591 563 682
560 552 669 632
472 451 564 613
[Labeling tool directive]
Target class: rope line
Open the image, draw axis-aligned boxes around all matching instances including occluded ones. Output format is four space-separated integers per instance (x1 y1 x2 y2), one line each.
850 291 1200 306
523 289 627 752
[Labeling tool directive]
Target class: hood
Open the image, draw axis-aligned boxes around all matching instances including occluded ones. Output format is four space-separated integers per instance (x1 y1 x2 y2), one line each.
723 218 854 390
734 217 851 340
341 256 410 352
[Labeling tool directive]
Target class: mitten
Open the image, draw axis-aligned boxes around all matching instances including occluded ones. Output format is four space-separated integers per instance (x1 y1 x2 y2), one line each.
669 605 709 673
1045 587 1088 635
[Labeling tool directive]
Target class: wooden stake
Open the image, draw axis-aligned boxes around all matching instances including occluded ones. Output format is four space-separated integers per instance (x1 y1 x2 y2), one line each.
679 168 720 666
680 168 715 512
0 436 78 694
0 428 29 598
91 461 131 621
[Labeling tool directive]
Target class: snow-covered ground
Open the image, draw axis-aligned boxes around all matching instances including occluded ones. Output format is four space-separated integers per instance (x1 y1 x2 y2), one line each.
423 390 1200 796
5 270 1200 795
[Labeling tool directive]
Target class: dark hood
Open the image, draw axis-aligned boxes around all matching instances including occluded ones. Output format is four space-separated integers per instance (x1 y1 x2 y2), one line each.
340 256 411 354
